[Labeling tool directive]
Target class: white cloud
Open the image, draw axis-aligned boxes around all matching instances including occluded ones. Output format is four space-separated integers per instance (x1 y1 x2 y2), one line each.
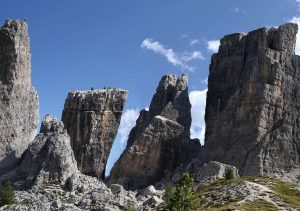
181 51 204 62
207 40 220 53
181 34 188 38
189 89 207 144
201 78 208 85
233 7 240 13
117 108 139 145
141 38 204 72
289 17 300 55
231 6 247 14
189 39 200 46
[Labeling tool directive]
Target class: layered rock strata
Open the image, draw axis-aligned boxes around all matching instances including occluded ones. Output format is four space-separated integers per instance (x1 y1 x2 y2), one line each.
62 89 128 179
204 23 300 176
109 74 200 190
0 19 38 174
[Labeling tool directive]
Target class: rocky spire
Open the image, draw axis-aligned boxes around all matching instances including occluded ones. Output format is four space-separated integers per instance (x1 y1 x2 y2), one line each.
204 23 300 176
0 19 39 174
62 89 128 180
109 74 197 190
17 115 78 188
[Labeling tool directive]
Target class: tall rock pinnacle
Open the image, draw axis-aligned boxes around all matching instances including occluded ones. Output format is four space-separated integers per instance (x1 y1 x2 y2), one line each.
204 23 300 176
0 19 39 174
109 74 197 190
62 89 128 179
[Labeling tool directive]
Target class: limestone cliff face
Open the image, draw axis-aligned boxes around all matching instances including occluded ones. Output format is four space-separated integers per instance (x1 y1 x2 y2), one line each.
0 19 38 174
204 23 300 176
109 74 200 190
62 89 128 179
18 115 78 188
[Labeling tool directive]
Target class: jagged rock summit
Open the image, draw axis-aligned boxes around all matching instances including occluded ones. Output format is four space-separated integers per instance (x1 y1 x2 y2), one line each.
62 89 128 179
0 19 38 174
204 23 300 179
16 115 78 188
109 74 201 190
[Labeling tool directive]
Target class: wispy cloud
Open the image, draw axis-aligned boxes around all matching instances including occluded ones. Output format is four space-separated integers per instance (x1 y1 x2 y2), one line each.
117 108 139 145
189 89 207 144
141 38 204 72
201 78 208 85
189 39 200 47
231 6 247 14
207 40 220 53
289 17 300 55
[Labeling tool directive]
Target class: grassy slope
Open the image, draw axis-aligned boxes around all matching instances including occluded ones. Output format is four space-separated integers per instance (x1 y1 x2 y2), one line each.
196 176 300 211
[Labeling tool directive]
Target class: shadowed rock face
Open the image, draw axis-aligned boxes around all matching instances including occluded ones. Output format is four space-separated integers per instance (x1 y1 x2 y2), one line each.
204 23 300 176
0 19 38 174
109 74 200 190
62 89 128 179
18 115 78 188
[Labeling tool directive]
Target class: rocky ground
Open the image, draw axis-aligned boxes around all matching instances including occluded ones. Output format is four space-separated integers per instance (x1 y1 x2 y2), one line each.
0 176 298 210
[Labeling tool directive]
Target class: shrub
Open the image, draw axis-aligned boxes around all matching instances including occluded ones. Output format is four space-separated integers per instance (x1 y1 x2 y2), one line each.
164 172 200 211
225 167 235 180
0 181 15 206
123 201 135 211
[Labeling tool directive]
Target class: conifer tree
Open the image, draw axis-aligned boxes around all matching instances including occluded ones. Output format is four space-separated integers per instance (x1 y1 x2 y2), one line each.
164 172 200 211
0 181 15 206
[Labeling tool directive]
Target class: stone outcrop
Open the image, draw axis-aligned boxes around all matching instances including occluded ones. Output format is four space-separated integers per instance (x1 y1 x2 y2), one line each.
109 74 201 190
204 23 300 176
62 89 128 179
0 19 38 174
13 115 78 188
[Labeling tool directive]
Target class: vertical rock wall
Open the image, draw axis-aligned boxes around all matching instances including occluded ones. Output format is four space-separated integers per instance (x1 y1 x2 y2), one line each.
204 23 300 176
0 19 39 174
62 89 128 179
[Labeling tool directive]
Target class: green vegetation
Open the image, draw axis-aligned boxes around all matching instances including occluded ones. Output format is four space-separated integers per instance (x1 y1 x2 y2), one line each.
123 201 135 211
0 181 15 206
195 176 300 210
225 167 234 180
242 199 278 211
164 172 200 211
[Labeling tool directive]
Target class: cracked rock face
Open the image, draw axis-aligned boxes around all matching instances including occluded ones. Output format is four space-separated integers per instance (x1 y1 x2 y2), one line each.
204 23 300 176
62 89 128 179
17 115 78 188
109 74 200 190
0 19 38 174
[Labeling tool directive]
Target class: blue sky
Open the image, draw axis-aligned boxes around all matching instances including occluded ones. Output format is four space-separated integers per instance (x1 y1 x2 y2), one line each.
0 0 299 176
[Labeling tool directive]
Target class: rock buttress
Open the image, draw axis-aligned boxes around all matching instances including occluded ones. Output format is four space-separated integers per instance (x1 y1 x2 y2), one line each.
204 23 300 176
0 19 39 174
62 89 128 179
109 74 200 190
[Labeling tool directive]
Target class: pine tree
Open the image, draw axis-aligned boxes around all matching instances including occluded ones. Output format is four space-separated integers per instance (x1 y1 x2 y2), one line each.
164 172 200 211
0 181 15 206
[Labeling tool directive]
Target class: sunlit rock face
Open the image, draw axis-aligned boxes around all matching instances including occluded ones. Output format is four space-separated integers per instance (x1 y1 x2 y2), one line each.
109 74 201 190
0 19 39 174
204 23 300 176
62 89 128 179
